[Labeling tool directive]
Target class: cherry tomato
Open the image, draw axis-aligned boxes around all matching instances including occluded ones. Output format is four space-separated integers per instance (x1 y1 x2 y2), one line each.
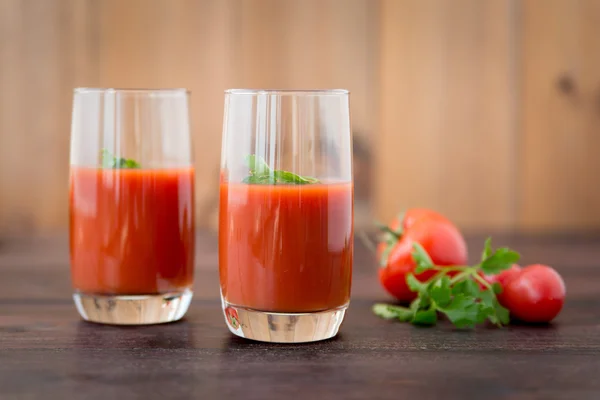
483 264 522 301
378 209 467 303
501 264 566 323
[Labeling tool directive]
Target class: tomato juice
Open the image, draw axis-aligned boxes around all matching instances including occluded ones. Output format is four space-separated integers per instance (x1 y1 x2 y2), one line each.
70 167 195 295
219 182 353 313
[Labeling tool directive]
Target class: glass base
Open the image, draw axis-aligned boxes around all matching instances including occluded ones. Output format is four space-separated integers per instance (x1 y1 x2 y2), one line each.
221 297 348 343
73 289 193 325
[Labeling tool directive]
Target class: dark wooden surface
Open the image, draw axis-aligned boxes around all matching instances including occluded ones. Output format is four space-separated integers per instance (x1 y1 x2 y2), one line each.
1 232 600 400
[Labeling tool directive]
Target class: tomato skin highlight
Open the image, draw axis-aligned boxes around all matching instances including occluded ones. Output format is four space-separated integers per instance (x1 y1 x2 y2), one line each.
500 264 566 323
377 209 467 303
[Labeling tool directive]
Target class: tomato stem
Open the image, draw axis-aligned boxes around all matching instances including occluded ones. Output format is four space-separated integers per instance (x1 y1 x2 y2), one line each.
429 269 448 282
375 221 402 239
449 270 470 284
473 272 493 290
431 265 469 272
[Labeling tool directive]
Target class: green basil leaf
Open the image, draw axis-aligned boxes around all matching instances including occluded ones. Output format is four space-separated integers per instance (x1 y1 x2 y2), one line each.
476 303 492 324
410 297 423 312
406 273 426 294
438 294 480 329
412 242 435 273
480 248 520 275
429 276 452 307
273 170 312 184
243 154 320 184
100 149 140 169
245 154 271 175
494 301 510 325
492 282 503 294
479 288 495 308
412 307 437 325
481 237 493 262
451 279 480 297
373 304 413 322
379 241 394 267
242 175 276 184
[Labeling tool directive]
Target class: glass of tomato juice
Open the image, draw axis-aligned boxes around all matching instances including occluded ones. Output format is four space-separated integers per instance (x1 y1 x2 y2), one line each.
69 88 195 325
219 89 353 343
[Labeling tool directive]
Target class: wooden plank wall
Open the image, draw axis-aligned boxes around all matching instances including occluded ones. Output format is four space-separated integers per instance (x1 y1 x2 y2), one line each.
377 0 517 230
377 0 600 232
519 0 600 230
1 0 599 235
0 0 96 234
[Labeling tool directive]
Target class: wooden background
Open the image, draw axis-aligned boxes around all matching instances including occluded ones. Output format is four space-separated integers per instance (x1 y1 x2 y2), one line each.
0 0 599 236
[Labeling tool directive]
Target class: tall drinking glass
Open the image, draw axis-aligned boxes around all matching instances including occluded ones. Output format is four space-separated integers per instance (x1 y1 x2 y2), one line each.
219 89 353 343
69 88 194 325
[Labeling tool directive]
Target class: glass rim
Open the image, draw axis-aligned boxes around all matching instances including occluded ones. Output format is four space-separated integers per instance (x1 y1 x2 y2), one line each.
225 89 349 96
74 87 190 95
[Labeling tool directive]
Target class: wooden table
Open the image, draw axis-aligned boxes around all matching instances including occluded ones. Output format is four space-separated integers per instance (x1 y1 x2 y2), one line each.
1 232 599 399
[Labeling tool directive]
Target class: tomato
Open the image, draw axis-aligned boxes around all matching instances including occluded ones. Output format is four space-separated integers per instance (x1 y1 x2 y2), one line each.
483 264 522 301
500 264 566 323
378 209 468 303
377 209 449 239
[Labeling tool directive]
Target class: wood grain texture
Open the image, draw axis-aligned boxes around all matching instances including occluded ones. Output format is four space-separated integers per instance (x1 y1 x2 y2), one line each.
375 0 518 230
1 232 599 399
520 0 600 230
0 0 98 235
